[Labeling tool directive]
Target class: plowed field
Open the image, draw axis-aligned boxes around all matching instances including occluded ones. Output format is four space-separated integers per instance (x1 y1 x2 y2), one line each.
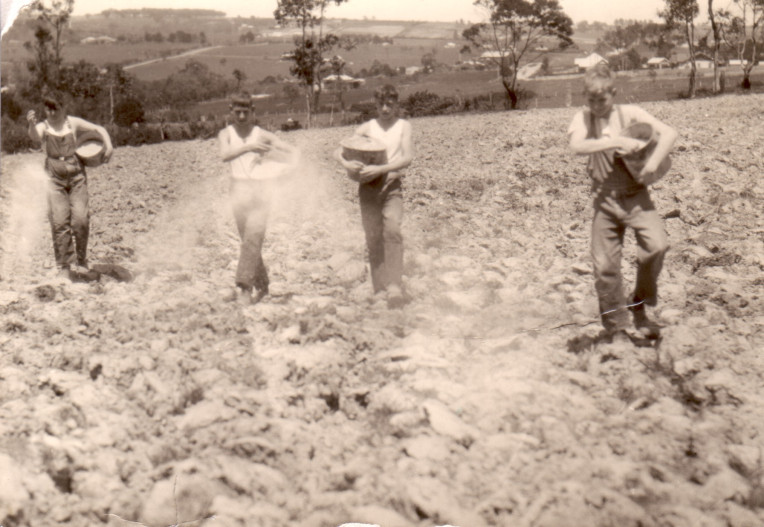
1 94 763 527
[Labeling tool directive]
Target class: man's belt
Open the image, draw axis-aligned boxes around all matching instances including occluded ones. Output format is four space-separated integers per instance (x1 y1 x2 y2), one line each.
596 186 645 198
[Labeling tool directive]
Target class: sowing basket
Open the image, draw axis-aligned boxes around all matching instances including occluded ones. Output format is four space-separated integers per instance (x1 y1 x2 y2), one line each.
75 130 106 168
340 135 387 166
618 122 672 186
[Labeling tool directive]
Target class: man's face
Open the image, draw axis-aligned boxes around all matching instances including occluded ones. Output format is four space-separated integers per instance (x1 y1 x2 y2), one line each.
231 104 253 123
376 97 398 120
586 88 615 118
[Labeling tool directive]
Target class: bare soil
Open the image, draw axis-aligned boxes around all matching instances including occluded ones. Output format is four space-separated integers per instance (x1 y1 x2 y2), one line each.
1 94 763 527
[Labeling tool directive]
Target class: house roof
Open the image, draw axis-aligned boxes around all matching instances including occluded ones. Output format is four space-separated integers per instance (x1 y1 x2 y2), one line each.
574 53 608 68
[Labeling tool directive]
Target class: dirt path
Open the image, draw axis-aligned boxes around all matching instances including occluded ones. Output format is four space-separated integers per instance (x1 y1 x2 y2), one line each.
123 45 223 71
1 94 763 527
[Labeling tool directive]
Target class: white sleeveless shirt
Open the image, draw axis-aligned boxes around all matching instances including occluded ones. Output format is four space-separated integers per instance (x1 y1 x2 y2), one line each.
366 118 406 168
225 125 286 181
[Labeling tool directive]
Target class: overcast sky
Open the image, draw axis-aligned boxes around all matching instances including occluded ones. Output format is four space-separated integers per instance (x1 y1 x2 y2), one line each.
4 0 719 36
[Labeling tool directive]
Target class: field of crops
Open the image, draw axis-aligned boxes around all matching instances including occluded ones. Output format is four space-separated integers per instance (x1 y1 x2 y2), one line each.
1 93 763 527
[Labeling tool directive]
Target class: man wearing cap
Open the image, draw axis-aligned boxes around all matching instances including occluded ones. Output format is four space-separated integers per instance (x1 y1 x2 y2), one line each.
27 93 113 280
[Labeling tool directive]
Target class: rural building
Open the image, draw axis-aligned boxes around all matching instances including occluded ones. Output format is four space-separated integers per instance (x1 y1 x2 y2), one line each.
322 74 365 89
677 52 715 69
405 66 424 75
517 62 543 79
444 42 457 49
647 57 670 69
480 50 505 60
80 36 117 44
574 53 608 71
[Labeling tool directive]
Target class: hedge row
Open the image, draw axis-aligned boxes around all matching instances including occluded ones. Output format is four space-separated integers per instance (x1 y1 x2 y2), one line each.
0 118 226 155
1 90 525 155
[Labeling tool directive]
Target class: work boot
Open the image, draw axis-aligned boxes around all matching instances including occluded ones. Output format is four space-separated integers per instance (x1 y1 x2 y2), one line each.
629 296 661 339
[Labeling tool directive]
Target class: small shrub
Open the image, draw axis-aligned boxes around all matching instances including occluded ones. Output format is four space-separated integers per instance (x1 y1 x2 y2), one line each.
347 101 377 124
1 92 23 121
1 116 36 154
280 119 302 131
113 98 145 127
403 91 461 117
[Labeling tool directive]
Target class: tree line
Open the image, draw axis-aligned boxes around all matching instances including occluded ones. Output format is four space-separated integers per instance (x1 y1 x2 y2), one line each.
3 0 761 153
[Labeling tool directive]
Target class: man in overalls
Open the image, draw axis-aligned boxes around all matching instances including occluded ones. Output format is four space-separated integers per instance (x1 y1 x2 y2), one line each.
27 95 113 280
568 64 676 342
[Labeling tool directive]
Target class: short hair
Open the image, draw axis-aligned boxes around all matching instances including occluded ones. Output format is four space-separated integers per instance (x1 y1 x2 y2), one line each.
584 63 615 94
43 93 65 110
374 84 399 104
230 92 254 109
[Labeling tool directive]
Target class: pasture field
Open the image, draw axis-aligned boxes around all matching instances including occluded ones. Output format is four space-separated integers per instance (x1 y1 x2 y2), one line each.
112 38 468 82
1 93 762 527
190 67 764 132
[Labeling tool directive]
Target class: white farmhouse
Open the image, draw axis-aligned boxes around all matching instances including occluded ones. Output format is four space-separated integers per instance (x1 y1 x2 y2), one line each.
574 52 608 71
647 57 670 69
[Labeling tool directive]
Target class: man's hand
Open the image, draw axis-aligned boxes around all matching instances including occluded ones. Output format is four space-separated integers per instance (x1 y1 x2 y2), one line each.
103 146 114 163
345 160 364 172
638 157 660 181
249 137 272 154
359 165 385 180
26 110 37 124
615 136 647 155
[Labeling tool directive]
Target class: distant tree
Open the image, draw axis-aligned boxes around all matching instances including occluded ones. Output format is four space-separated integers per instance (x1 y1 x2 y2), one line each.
421 52 437 72
24 0 74 88
597 23 641 52
24 26 55 92
704 0 724 93
609 48 644 71
274 0 350 126
718 0 764 89
239 30 255 44
577 20 590 32
232 69 247 90
200 32 208 45
660 0 700 97
463 0 573 109
283 83 301 112
642 22 677 59
327 54 349 112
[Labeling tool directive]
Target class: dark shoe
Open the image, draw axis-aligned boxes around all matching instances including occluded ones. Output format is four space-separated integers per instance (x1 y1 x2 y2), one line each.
629 297 661 339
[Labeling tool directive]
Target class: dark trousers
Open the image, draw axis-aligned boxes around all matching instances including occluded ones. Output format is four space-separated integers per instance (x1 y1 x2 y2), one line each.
230 179 272 292
358 176 403 293
47 170 89 269
591 189 669 331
